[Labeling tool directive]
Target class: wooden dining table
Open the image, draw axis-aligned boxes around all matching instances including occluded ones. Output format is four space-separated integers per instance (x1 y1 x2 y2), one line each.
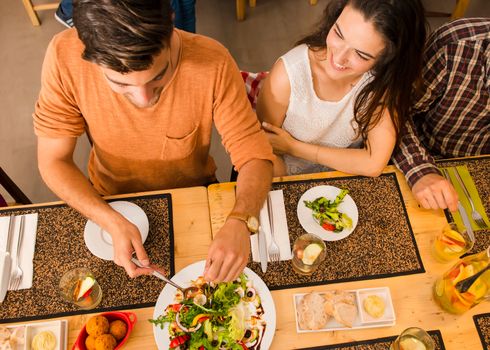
1 160 488 350
0 186 212 350
206 164 488 350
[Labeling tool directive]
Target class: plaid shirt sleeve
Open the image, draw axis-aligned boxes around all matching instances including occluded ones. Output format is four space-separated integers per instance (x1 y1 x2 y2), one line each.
392 31 449 188
393 119 440 188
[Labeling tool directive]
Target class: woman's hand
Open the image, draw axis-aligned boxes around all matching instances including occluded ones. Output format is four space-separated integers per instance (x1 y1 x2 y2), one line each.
262 122 296 155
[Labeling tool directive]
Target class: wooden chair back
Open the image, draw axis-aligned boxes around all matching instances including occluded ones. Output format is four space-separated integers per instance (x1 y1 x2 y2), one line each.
0 167 32 207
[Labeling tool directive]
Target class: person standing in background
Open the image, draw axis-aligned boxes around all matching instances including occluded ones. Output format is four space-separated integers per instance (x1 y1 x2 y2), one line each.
172 0 197 33
55 0 197 33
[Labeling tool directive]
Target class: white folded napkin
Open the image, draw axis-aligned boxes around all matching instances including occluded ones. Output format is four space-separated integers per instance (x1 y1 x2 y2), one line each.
250 190 292 262
0 214 38 290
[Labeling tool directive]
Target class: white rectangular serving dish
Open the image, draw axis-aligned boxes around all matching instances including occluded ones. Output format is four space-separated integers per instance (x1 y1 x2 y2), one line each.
293 287 396 333
5 319 68 350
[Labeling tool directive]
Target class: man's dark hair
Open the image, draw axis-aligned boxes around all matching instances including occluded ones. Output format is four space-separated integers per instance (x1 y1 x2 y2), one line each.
73 0 174 73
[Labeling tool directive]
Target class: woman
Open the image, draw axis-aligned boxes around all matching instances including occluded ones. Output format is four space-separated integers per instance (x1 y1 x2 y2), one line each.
257 0 427 176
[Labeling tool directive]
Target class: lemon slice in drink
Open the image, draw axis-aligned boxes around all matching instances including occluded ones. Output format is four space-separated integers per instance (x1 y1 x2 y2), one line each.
301 243 323 265
445 229 465 243
434 279 444 297
399 336 427 350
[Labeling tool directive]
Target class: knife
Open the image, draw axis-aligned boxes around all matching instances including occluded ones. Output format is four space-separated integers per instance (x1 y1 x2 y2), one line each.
0 216 14 302
258 225 268 273
457 201 475 243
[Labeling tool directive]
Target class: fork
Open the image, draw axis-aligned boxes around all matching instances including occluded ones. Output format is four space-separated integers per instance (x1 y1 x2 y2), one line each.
8 215 25 291
267 195 280 263
452 167 488 229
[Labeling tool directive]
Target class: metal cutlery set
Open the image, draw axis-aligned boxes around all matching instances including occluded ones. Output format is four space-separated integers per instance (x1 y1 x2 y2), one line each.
441 167 488 232
0 215 26 302
258 193 282 273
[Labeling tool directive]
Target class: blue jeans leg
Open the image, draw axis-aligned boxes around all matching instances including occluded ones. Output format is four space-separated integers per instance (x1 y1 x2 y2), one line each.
59 0 73 17
171 0 196 33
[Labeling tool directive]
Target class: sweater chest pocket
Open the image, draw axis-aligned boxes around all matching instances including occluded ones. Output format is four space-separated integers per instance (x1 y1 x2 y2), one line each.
161 124 199 161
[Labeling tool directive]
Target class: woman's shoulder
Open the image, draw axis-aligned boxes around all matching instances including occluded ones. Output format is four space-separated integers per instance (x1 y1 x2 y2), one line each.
280 44 309 63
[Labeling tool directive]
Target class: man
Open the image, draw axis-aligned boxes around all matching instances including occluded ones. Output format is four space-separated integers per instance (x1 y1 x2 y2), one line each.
393 18 490 212
34 0 274 282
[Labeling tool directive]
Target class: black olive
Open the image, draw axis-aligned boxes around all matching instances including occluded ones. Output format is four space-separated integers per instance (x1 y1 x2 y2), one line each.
244 329 252 339
211 340 219 347
246 291 254 298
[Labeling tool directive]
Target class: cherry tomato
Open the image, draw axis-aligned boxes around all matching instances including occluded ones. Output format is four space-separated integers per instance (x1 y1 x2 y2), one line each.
169 334 190 348
321 222 335 231
169 304 182 312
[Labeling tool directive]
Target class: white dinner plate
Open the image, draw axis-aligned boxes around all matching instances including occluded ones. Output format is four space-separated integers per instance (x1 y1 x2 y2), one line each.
297 185 358 241
152 260 276 350
84 201 149 260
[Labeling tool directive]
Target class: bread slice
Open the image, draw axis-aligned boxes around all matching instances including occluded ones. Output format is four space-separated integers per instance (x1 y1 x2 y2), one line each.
323 290 356 317
333 302 358 328
298 292 329 330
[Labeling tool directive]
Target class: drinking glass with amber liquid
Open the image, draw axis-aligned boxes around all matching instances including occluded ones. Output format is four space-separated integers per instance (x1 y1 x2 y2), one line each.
431 223 474 263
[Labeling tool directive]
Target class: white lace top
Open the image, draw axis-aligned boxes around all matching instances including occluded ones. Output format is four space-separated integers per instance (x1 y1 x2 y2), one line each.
280 44 372 175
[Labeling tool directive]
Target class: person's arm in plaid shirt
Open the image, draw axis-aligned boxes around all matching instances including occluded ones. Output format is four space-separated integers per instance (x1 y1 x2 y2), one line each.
392 36 458 211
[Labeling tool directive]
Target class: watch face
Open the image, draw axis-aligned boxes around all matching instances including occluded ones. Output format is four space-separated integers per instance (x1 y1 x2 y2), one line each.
248 216 259 232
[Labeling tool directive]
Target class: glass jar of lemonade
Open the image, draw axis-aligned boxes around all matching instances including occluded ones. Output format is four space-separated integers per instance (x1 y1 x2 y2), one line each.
433 246 490 314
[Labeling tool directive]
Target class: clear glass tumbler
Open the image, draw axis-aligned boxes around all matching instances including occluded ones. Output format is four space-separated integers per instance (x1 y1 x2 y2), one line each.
432 223 474 263
390 327 435 350
291 233 326 275
59 268 102 310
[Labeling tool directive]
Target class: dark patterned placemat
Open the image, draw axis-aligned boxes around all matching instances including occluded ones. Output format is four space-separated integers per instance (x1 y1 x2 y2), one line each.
247 173 424 290
297 330 446 350
437 157 490 254
474 313 490 349
0 193 174 323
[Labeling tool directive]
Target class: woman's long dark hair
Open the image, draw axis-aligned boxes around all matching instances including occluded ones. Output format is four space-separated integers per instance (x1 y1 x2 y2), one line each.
296 0 427 147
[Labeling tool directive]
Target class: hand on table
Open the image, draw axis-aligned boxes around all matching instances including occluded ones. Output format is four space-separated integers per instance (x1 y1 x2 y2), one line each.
412 173 458 212
109 217 153 278
204 218 250 282
262 122 295 155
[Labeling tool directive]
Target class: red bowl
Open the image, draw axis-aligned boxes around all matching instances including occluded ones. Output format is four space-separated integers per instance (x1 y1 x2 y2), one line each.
72 311 137 350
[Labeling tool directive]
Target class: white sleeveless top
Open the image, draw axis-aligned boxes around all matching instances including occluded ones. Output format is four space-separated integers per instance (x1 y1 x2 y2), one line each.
280 44 372 175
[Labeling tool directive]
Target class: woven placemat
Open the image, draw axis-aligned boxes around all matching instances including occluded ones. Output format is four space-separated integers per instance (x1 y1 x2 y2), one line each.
247 173 424 290
298 330 446 350
437 157 490 254
0 193 174 323
474 313 490 349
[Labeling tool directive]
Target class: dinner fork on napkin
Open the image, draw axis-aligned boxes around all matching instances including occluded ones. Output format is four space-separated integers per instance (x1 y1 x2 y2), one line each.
250 190 292 262
0 214 38 293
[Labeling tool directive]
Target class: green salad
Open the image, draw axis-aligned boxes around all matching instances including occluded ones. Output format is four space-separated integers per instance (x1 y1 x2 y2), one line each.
150 275 266 350
304 189 353 232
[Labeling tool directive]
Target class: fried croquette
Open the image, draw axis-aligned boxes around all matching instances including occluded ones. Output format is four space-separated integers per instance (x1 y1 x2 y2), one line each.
85 335 97 350
94 334 117 350
109 320 127 341
86 316 109 337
